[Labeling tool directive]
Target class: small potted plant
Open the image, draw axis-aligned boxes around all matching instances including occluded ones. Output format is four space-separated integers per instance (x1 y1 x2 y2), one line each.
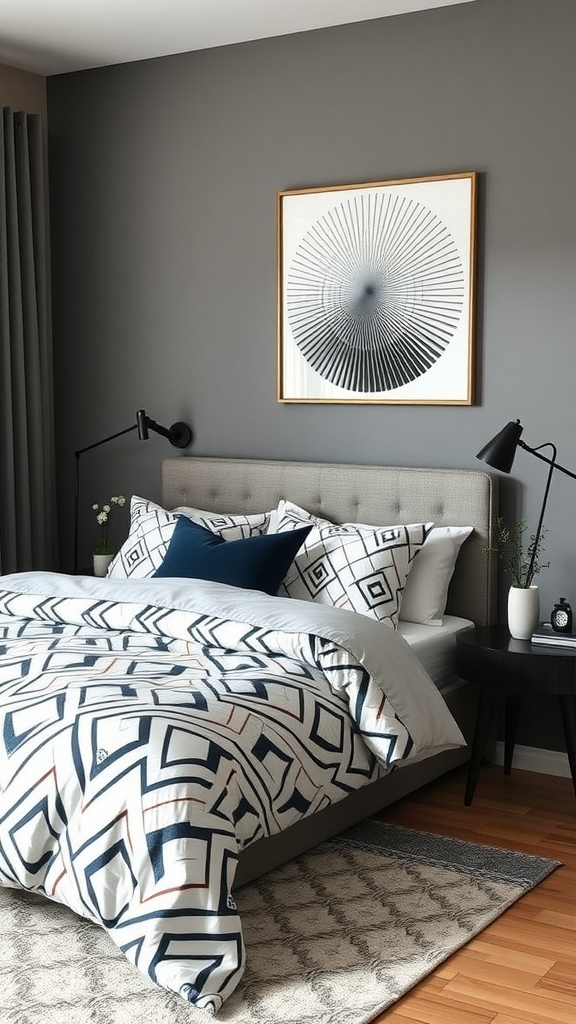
92 495 126 576
484 517 549 639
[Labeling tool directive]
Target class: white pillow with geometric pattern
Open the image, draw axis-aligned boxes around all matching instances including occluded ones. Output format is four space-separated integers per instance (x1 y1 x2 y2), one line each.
107 496 270 579
273 499 433 628
173 504 271 539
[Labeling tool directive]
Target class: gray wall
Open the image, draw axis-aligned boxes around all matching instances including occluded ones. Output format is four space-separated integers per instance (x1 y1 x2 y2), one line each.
47 0 576 750
0 62 46 114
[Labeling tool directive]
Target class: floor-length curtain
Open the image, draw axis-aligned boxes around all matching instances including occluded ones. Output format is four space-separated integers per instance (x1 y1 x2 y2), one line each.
0 106 58 573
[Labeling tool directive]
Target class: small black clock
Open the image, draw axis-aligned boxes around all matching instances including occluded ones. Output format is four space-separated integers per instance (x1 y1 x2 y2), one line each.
551 597 573 633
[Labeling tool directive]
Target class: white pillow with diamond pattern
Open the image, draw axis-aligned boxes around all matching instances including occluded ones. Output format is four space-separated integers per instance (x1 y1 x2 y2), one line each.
273 499 433 628
107 496 271 579
173 504 271 539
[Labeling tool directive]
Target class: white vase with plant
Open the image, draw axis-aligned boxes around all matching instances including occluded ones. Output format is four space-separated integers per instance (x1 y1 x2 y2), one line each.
485 517 549 640
92 495 126 576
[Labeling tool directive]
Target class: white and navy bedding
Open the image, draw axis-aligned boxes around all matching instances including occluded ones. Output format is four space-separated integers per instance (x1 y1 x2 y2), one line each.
0 571 463 1012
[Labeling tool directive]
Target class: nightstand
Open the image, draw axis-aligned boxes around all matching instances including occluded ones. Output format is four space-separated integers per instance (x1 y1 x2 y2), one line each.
455 625 576 807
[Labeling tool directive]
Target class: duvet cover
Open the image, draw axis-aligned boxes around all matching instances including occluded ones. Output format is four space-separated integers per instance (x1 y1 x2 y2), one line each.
0 572 464 1013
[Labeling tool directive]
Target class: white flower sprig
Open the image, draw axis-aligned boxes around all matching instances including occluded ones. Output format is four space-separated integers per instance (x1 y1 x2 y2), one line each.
92 495 126 555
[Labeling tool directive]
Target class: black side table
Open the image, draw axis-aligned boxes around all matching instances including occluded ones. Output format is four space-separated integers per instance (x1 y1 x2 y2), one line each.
455 625 576 806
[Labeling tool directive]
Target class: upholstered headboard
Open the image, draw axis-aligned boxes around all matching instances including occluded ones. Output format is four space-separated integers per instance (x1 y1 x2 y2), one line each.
162 457 498 627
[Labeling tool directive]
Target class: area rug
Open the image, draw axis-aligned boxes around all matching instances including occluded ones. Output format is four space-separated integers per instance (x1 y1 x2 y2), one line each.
1 820 560 1024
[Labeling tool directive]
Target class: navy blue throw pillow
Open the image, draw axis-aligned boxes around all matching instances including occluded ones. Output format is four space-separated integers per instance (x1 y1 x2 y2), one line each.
153 517 312 595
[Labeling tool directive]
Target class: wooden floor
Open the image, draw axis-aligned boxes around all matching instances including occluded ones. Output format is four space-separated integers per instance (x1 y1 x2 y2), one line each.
372 763 576 1024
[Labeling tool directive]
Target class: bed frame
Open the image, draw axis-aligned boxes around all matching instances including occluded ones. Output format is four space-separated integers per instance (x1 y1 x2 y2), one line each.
162 456 498 885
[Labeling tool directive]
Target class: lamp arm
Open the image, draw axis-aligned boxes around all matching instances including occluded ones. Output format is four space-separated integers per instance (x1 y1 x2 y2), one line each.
73 412 192 572
74 424 138 459
143 417 172 442
73 424 138 573
519 440 576 482
520 441 557 588
517 438 576 586
525 453 555 588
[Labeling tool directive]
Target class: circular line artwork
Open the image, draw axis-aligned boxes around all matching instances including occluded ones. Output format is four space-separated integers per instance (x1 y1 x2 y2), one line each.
286 191 465 393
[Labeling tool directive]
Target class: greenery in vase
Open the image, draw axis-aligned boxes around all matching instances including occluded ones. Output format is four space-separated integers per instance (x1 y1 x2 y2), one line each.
92 495 126 555
484 516 549 589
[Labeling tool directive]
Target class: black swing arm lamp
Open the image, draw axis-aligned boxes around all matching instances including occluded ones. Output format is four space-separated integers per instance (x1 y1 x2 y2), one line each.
73 409 192 572
476 419 576 585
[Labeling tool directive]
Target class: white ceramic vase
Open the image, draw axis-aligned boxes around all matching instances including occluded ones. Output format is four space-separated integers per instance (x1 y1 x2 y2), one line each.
507 585 539 640
93 553 114 577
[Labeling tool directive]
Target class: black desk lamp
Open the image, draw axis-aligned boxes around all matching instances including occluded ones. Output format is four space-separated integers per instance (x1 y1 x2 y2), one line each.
476 419 576 585
73 409 192 572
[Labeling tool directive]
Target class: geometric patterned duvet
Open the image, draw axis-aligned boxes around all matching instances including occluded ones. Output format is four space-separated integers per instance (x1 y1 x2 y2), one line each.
0 572 464 1013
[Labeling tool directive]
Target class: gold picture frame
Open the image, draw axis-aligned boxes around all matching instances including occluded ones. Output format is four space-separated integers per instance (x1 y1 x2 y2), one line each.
277 171 478 405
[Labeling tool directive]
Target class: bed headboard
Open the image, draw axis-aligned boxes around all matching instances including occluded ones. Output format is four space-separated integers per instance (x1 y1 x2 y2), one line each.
162 457 498 627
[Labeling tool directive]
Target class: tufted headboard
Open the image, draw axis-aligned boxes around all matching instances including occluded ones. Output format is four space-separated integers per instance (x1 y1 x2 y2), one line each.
162 457 498 627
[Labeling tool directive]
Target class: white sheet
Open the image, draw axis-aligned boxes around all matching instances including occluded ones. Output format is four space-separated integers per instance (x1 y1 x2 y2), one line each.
399 615 473 693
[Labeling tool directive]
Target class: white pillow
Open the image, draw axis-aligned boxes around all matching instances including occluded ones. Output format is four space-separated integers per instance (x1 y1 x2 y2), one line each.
399 526 473 626
107 496 270 579
172 505 270 539
273 499 433 628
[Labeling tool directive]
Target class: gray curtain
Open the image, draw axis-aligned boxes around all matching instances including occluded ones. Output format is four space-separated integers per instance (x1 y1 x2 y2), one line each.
0 106 58 573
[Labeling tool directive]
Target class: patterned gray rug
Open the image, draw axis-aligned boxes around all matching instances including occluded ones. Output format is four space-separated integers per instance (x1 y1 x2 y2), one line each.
1 820 560 1024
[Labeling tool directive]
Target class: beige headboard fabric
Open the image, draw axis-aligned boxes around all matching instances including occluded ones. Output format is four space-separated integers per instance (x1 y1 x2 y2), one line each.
162 457 498 627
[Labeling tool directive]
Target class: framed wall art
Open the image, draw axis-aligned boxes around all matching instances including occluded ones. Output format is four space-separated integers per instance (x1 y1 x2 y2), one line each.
277 171 477 405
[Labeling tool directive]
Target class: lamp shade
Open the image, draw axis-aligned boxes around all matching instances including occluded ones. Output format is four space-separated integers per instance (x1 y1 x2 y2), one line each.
476 419 524 474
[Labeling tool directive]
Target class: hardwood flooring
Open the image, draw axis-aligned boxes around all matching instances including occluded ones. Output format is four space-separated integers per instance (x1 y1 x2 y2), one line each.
372 763 576 1024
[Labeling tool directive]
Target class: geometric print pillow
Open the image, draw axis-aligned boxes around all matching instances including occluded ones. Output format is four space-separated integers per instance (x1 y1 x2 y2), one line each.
172 505 271 540
273 500 433 629
107 496 270 579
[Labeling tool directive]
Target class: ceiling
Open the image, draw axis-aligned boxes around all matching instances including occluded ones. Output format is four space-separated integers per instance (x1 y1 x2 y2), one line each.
0 0 479 77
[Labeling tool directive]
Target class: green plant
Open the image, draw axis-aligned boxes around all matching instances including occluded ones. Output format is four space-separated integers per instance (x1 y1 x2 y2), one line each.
92 495 126 555
484 516 549 589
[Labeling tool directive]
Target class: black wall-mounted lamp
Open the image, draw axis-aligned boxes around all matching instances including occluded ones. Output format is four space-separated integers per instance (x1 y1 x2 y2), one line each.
73 409 192 572
476 418 576 585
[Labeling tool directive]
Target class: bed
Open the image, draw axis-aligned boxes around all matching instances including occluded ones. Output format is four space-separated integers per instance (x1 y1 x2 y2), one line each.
161 458 497 881
0 456 497 1014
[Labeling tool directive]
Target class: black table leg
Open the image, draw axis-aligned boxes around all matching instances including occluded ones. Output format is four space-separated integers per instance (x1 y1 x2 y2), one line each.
464 688 499 806
558 695 576 803
504 695 522 775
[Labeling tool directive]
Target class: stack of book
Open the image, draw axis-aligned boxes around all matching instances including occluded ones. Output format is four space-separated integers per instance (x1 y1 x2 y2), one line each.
531 622 576 648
